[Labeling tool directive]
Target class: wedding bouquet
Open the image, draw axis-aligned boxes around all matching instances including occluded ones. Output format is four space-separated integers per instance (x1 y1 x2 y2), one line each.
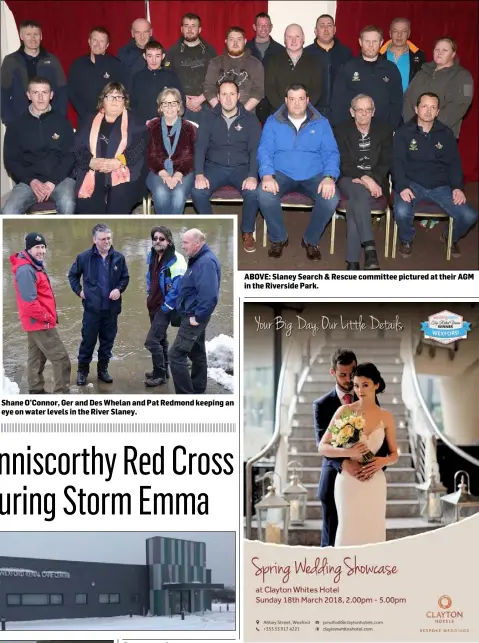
328 410 375 464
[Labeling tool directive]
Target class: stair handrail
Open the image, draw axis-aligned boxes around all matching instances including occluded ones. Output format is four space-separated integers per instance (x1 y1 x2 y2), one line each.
407 331 479 470
245 341 294 539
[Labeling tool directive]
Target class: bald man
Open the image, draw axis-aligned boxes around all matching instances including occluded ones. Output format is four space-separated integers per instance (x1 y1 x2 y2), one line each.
169 229 221 394
265 23 322 113
117 18 154 83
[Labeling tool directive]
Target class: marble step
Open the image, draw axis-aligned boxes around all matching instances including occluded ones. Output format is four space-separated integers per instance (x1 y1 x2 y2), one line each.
289 436 411 454
305 499 420 520
310 360 403 373
296 397 405 410
301 378 403 391
303 481 419 501
293 407 407 423
288 451 413 468
294 466 417 484
291 421 408 439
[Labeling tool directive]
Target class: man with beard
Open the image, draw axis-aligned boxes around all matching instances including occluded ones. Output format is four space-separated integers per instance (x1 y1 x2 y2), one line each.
167 13 217 125
68 223 129 386
203 26 264 112
10 232 71 393
144 226 187 387
68 27 128 129
313 348 388 546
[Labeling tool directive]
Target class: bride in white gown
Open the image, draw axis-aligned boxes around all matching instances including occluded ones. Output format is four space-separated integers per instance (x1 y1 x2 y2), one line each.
318 362 399 546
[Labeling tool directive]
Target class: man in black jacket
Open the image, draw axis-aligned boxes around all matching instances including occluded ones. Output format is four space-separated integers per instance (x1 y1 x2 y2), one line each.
331 25 403 129
167 12 216 126
246 12 284 124
117 18 153 85
130 41 185 124
304 14 352 120
334 94 393 270
393 92 477 259
68 27 128 129
265 24 322 113
2 77 75 214
68 223 130 386
1 19 67 125
191 80 261 252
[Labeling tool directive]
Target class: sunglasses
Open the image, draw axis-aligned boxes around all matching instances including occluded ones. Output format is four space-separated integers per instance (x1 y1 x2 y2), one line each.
153 236 166 241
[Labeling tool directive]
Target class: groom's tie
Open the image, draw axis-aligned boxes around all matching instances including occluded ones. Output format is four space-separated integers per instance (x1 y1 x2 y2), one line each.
343 394 353 404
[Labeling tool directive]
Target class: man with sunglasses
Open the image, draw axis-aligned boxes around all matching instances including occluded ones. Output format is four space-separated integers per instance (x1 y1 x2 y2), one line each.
144 226 187 387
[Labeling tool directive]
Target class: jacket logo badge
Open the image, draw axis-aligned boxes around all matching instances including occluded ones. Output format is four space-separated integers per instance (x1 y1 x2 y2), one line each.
409 138 418 151
383 76 390 82
414 56 420 62
103 72 110 79
114 265 118 270
310 129 315 134
44 60 51 64
435 142 443 149
234 123 242 131
52 133 60 140
352 71 360 82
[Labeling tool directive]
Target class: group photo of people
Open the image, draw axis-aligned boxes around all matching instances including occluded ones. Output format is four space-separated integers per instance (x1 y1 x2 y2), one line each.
1 0 477 270
2 218 234 395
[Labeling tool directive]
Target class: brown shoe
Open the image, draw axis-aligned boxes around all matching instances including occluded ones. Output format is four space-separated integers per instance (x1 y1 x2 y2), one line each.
398 240 413 258
242 232 256 253
268 238 289 258
301 238 321 261
440 232 461 258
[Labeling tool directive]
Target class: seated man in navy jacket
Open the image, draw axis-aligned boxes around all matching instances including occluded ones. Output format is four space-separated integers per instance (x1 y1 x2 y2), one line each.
393 92 478 259
313 348 388 547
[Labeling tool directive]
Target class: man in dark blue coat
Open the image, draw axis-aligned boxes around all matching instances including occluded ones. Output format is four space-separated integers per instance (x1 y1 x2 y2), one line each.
117 18 153 85
68 223 130 386
304 14 352 121
313 348 388 547
169 228 221 394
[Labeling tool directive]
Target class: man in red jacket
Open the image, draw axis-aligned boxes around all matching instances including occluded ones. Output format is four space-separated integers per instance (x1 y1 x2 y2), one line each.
10 232 71 394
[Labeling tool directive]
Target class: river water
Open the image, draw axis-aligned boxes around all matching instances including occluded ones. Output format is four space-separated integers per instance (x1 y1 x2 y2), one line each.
3 218 234 394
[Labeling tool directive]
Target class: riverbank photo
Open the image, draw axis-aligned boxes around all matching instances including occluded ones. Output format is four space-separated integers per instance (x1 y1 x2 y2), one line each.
2 217 234 395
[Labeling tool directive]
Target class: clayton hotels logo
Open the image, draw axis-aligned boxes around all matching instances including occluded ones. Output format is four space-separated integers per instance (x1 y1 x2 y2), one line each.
426 595 463 623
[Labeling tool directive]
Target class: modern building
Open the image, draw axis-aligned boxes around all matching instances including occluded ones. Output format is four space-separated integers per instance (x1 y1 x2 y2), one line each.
0 536 224 622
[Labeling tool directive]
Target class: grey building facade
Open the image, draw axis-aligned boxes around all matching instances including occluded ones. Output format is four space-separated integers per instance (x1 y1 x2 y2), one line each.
0 536 224 622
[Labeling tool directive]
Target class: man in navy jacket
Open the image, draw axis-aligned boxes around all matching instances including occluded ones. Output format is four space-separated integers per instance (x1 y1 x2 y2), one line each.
68 223 130 386
257 83 340 261
192 80 261 252
169 229 221 394
393 92 477 259
1 77 75 214
331 25 403 128
117 18 153 85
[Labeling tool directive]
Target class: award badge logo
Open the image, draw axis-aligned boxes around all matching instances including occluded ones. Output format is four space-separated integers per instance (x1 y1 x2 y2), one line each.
52 133 60 140
436 141 443 149
420 310 471 345
352 71 360 81
409 138 418 151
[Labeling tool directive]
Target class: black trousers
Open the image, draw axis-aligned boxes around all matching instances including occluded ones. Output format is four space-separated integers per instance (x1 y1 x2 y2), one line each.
75 177 146 214
144 308 170 377
169 317 208 394
317 461 339 547
78 309 119 367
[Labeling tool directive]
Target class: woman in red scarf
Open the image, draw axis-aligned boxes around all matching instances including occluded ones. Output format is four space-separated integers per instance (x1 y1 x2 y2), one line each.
73 82 148 214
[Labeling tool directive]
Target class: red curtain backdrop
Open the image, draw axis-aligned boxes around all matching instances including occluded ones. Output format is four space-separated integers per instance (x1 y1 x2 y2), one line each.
148 0 267 52
335 0 478 182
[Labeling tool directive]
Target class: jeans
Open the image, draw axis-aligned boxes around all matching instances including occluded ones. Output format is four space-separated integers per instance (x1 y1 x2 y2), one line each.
169 317 208 394
257 171 340 244
394 181 478 243
146 171 194 214
183 102 210 128
78 309 119 366
1 178 76 214
191 162 259 233
338 177 376 262
144 308 170 378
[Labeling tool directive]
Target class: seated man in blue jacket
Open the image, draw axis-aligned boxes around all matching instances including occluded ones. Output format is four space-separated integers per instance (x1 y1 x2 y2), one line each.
257 83 340 260
169 228 221 395
68 223 130 386
191 80 262 253
1 77 75 214
144 226 187 387
393 92 478 259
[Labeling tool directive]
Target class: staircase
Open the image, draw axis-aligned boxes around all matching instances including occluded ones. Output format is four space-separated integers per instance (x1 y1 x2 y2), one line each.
285 330 440 545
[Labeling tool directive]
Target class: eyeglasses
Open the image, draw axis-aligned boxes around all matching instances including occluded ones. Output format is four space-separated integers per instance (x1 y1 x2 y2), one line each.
105 95 124 102
153 236 166 241
161 101 179 108
353 108 374 114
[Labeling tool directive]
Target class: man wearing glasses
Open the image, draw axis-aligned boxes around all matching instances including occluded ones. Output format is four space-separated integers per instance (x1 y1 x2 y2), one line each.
68 223 130 387
144 226 187 387
130 41 184 125
334 94 393 270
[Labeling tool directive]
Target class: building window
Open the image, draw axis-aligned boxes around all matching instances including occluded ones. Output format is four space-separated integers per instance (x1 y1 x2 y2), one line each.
99 594 109 604
50 594 63 605
99 593 120 604
7 594 21 606
21 594 49 606
76 593 88 604
110 593 120 604
131 593 140 603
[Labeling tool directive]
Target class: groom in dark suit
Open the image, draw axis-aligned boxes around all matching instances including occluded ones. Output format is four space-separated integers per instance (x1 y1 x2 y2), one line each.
313 348 389 547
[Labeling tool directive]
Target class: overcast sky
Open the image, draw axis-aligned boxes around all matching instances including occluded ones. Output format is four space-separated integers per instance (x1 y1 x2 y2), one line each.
0 532 235 586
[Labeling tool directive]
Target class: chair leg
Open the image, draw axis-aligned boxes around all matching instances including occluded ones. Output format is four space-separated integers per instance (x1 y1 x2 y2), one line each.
392 221 398 259
330 214 336 255
253 220 256 241
447 216 453 261
142 197 147 215
148 195 152 215
384 208 390 258
263 217 268 248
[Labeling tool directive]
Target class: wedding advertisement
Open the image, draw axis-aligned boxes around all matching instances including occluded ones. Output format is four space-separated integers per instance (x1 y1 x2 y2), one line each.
243 302 479 642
